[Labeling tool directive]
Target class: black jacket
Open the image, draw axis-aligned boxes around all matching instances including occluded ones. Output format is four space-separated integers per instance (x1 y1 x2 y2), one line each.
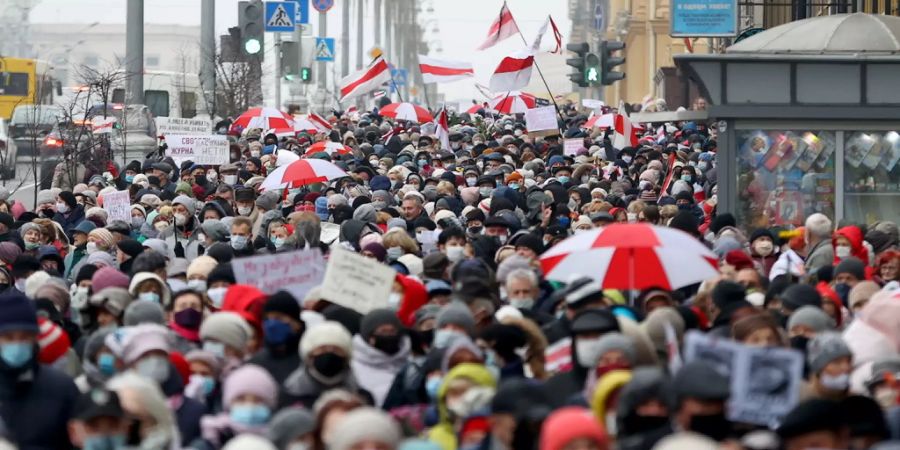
0 362 79 450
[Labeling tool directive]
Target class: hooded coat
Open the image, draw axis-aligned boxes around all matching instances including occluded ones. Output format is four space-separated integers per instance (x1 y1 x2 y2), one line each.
427 363 497 450
833 225 870 266
0 361 79 450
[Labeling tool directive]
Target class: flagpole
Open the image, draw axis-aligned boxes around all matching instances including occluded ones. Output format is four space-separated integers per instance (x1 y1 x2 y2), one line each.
513 21 564 135
391 76 405 103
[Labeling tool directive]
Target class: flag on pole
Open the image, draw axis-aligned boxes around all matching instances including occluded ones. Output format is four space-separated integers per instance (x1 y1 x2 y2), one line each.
477 2 520 51
418 55 475 84
612 113 639 149
339 56 392 102
433 108 450 150
489 50 534 93
474 82 494 100
307 112 333 132
531 15 563 54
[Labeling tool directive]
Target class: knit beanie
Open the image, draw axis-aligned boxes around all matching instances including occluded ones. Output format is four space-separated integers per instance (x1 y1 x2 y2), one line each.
187 256 218 280
786 306 835 333
117 239 144 259
328 408 402 450
255 191 281 212
88 228 115 250
299 321 352 362
223 364 278 409
118 324 172 365
436 302 476 336
58 191 77 209
808 332 852 374
781 284 822 312
267 407 316 450
593 332 637 365
184 350 222 378
36 317 70 364
539 407 607 450
24 271 50 299
172 195 196 216
711 281 747 309
199 312 253 352
76 264 99 284
0 291 38 334
207 263 236 285
263 291 301 321
834 257 866 281
848 281 881 310
18 222 40 240
92 267 131 294
222 434 277 450
0 242 21 265
360 308 403 341
123 300 166 326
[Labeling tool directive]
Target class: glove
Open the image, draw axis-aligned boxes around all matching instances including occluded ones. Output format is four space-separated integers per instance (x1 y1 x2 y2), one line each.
174 241 185 258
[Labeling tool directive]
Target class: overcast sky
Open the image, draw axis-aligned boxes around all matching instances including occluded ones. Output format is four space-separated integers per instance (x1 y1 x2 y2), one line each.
28 0 572 103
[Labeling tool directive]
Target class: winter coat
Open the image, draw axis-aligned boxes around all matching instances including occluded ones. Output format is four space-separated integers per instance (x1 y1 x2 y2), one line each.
166 218 201 260
52 204 86 237
63 244 88 282
805 239 834 275
248 339 302 385
0 363 79 450
351 334 412 407
192 413 267 450
427 363 497 450
282 366 363 409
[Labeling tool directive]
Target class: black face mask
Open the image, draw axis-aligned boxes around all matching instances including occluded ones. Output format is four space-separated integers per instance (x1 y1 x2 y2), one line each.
620 414 670 435
372 334 402 355
312 352 346 378
790 335 810 353
408 328 433 354
689 412 732 441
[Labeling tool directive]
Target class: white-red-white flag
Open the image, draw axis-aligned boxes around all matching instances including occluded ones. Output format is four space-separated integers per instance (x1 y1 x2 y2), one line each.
477 2 520 51
418 55 474 84
433 108 450 151
307 112 333 132
489 50 534 93
339 56 392 102
612 113 639 149
531 15 563 54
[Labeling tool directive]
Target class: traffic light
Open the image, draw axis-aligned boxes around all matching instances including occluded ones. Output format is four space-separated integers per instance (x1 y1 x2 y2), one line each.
281 41 300 79
600 40 626 85
238 1 264 56
584 52 601 85
300 67 312 83
566 42 590 88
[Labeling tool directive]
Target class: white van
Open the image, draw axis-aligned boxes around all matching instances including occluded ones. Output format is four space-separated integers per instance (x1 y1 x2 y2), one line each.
111 70 209 120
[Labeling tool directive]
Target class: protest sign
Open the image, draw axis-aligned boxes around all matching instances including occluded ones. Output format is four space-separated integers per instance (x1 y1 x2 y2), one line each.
164 134 229 165
524 106 558 137
232 249 326 300
319 247 396 314
156 117 212 136
102 190 131 223
564 138 583 156
683 330 803 427
92 116 117 134
582 98 605 110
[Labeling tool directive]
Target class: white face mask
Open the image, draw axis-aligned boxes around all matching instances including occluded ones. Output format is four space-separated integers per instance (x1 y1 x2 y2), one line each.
174 213 188 227
238 206 252 216
754 240 774 256
86 242 98 254
250 150 260 158
820 373 850 391
56 202 69 213
207 286 228 308
187 279 207 292
387 292 402 308
223 174 238 185
206 171 218 182
510 297 534 310
446 245 465 263
835 245 852 259
575 336 603 368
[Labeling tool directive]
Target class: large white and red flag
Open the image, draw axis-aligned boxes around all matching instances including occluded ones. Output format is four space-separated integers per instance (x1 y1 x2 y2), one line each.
477 2 520 51
418 55 474 84
612 113 639 149
339 56 392 102
489 50 534 92
433 108 451 150
531 15 563 54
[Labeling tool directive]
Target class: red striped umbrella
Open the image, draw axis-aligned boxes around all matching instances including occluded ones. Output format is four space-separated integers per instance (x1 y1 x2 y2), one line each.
488 91 536 114
379 102 433 123
259 159 349 190
304 141 353 156
231 107 294 133
539 223 718 290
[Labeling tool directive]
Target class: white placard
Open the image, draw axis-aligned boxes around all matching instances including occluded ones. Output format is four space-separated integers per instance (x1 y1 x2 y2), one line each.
164 134 230 166
582 98 605 110
156 117 213 136
319 247 396 314
102 190 132 224
524 106 558 133
564 138 583 156
232 249 326 300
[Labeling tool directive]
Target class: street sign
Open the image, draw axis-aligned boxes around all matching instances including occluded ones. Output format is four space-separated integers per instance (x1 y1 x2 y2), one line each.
315 37 335 61
670 0 738 37
265 1 296 32
311 0 334 12
391 68 408 86
290 0 310 24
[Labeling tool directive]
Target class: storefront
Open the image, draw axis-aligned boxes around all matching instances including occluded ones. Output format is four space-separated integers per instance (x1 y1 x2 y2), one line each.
675 13 900 229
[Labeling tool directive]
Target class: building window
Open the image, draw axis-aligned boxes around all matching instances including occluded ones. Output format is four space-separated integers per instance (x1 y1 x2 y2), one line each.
843 131 900 224
180 91 197 118
144 90 169 118
146 55 160 67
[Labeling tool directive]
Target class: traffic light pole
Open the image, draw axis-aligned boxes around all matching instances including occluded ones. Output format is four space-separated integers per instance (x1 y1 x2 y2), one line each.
275 32 282 109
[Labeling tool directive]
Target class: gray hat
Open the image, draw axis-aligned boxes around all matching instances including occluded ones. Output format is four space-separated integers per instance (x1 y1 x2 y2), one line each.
200 220 230 243
84 328 114 361
834 257 866 281
673 360 730 403
387 217 406 230
267 407 316 449
436 302 475 336
786 306 835 334
414 304 441 327
353 203 377 223
142 238 169 257
36 189 55 205
808 332 852 374
89 287 133 318
173 195 196 216
123 300 166 326
593 332 637 366
255 191 281 211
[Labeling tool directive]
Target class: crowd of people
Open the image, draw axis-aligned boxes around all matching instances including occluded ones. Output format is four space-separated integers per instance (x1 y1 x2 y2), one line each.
0 99 896 450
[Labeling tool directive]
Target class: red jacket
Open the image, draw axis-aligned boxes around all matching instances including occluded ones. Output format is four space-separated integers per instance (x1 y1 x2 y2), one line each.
395 274 428 327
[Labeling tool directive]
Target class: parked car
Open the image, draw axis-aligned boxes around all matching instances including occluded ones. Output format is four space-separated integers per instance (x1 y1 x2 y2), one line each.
0 118 19 180
9 105 63 156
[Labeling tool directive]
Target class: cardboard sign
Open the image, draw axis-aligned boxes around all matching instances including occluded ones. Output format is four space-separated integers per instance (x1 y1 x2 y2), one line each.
582 98 605 110
164 134 229 166
232 249 326 300
155 117 212 136
683 330 803 427
564 138 584 156
102 190 131 223
524 106 558 135
319 247 396 314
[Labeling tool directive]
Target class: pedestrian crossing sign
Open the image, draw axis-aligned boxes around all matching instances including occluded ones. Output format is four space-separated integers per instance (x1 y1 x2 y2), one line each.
315 37 335 61
265 1 297 32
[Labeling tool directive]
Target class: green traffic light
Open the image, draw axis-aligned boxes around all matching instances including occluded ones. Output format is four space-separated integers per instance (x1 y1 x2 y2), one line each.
586 67 599 83
300 67 311 82
244 38 262 55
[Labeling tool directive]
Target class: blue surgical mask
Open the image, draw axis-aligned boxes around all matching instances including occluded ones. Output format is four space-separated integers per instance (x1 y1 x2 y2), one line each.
417 159 427 168
203 341 226 359
508 183 520 190
386 246 403 262
263 319 295 346
271 237 286 248
139 292 160 303
433 329 465 349
681 175 693 183
98 353 117 376
230 404 271 426
200 376 216 395
426 376 442 400
0 342 33 368
125 174 135 183
83 434 126 450
231 235 249 250
558 217 571 228
558 176 571 184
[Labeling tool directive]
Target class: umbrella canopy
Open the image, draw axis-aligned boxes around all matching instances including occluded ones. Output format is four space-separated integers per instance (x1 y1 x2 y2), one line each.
539 223 718 291
231 107 294 133
304 141 352 156
275 149 300 167
293 115 331 135
466 102 492 114
379 102 434 123
583 113 616 129
265 127 297 137
259 159 349 191
488 91 536 114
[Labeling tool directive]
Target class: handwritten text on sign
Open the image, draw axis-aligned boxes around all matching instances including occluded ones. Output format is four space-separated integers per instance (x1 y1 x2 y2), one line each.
319 248 396 314
102 190 132 223
164 134 230 165
524 106 558 134
232 249 326 300
155 117 212 136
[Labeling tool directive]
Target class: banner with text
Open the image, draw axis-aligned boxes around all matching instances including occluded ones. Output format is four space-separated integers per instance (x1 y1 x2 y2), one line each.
102 190 132 223
156 117 213 136
671 0 738 37
319 247 396 314
232 249 326 300
164 134 230 166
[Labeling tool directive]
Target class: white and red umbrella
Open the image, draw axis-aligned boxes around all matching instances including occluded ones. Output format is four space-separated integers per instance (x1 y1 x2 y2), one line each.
259 159 349 191
293 115 332 134
539 223 718 290
466 102 492 114
231 107 294 132
488 91 536 114
265 127 297 138
304 141 353 156
583 113 615 129
379 102 433 123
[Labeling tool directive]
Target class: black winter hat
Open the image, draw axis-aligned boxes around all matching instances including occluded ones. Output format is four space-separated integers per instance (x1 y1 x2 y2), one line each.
206 263 236 285
359 308 402 340
834 257 866 281
709 213 736 235
749 228 774 244
116 239 144 258
777 399 844 441
711 280 747 309
58 191 77 209
0 291 38 333
780 284 822 312
264 291 301 321
570 308 620 335
513 233 544 256
125 160 142 174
